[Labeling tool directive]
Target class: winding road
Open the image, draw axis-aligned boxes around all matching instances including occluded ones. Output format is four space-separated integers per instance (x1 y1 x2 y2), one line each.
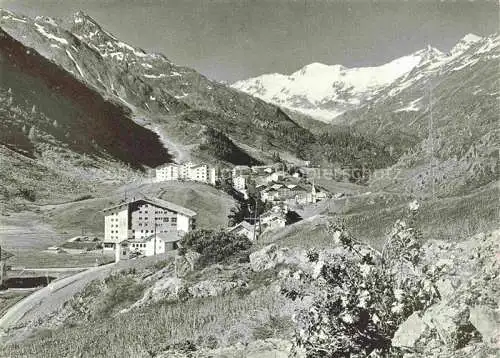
0 263 115 343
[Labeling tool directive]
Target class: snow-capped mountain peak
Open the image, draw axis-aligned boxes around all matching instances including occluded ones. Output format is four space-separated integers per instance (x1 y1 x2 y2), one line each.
450 33 483 55
232 34 494 122
232 47 439 121
461 33 483 44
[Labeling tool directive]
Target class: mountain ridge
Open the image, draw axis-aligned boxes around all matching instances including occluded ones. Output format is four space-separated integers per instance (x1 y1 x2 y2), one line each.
0 9 318 167
231 33 489 122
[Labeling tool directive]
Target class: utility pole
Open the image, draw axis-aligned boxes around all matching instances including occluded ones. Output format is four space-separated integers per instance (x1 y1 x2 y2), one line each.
244 198 261 241
154 223 157 256
429 75 435 200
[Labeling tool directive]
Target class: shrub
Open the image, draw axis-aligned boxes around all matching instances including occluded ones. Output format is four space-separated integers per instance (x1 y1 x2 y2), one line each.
74 194 94 201
96 275 145 317
285 206 439 357
17 187 36 202
252 315 292 340
182 229 252 266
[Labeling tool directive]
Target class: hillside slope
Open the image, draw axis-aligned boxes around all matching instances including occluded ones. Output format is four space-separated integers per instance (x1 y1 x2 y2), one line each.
346 34 500 197
0 26 168 211
234 32 499 196
0 10 316 165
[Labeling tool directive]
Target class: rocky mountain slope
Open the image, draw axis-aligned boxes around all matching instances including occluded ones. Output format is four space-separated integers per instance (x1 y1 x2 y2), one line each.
0 24 164 210
2 210 498 357
0 9 317 166
234 32 499 196
231 34 487 123
347 34 500 197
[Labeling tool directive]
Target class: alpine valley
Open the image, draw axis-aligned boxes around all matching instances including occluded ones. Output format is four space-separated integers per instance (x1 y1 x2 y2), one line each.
0 8 499 358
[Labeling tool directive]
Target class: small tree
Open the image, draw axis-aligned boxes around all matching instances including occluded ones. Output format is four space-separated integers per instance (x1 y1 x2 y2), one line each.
227 202 250 227
182 229 252 266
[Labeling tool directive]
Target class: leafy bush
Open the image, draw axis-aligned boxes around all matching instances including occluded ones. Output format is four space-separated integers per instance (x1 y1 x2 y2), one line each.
74 194 94 201
285 206 439 357
17 187 36 202
182 229 252 266
252 315 292 340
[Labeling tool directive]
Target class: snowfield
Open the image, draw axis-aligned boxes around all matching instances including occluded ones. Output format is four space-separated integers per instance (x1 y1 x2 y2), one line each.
232 33 497 123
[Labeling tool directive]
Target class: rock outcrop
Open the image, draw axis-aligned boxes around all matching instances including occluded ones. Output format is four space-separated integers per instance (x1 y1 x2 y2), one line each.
188 280 247 298
175 251 201 277
249 244 306 272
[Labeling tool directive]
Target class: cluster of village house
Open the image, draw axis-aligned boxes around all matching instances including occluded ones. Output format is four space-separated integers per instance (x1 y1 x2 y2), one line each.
155 162 328 205
103 162 330 261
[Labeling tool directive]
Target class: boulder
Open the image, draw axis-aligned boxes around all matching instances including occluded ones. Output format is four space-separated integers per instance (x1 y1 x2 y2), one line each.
133 276 186 308
469 305 500 347
249 244 302 272
422 302 477 349
392 311 428 348
435 278 457 300
188 279 247 298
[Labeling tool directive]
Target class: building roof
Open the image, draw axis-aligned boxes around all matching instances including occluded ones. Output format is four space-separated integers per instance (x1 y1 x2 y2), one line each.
127 231 181 244
263 187 277 193
102 197 197 217
260 210 285 220
156 163 179 169
228 220 255 233
191 164 208 169
233 165 250 170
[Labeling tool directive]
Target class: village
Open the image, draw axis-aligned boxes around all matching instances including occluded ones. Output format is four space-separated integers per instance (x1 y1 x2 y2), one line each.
0 159 338 289
101 160 333 261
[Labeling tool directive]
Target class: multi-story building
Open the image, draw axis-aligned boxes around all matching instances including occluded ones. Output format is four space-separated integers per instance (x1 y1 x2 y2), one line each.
189 164 206 182
156 162 218 185
233 176 246 191
156 164 180 182
102 198 197 250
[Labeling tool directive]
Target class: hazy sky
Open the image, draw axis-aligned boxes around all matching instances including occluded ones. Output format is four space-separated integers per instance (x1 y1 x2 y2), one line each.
1 0 498 82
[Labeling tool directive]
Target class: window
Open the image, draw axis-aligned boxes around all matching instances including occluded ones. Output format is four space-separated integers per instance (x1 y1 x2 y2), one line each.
163 218 169 222
171 217 177 223
139 223 142 226
139 217 142 220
